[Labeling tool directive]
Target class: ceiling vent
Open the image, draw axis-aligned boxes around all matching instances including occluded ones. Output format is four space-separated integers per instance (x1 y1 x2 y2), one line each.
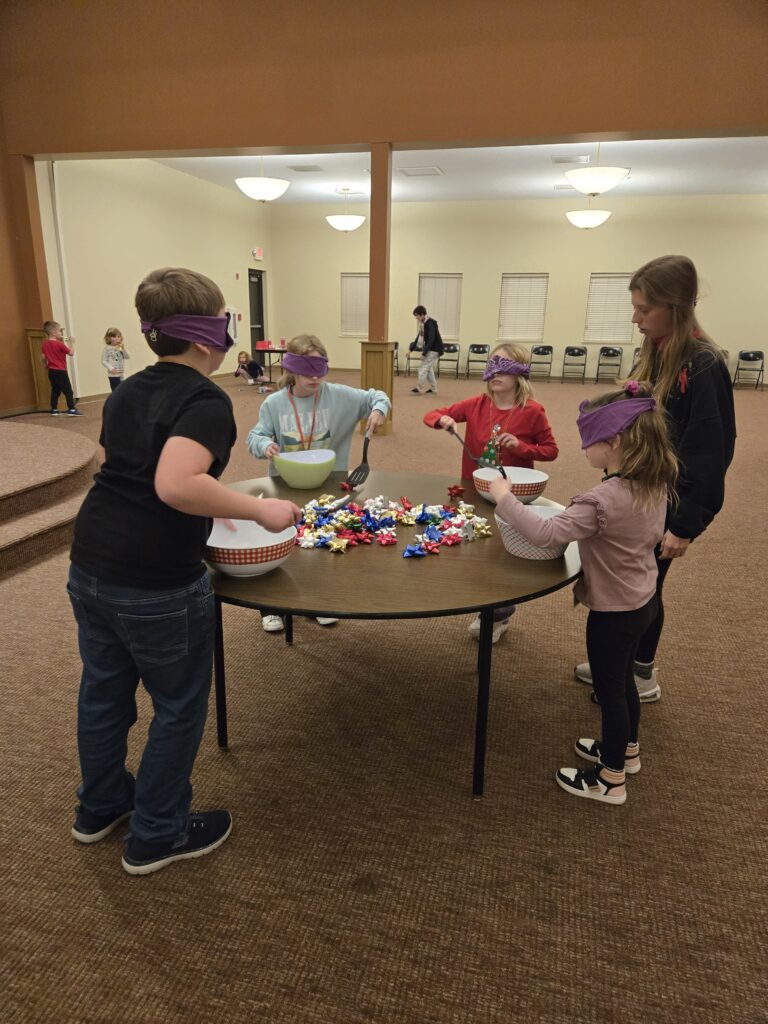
550 155 591 165
554 183 578 191
400 166 445 176
286 164 323 172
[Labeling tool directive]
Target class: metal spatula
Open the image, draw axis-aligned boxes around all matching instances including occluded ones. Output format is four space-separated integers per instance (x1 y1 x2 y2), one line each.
347 431 372 488
326 490 364 512
446 426 507 478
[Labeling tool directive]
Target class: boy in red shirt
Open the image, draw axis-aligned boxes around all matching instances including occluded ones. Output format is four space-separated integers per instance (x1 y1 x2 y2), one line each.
41 320 81 415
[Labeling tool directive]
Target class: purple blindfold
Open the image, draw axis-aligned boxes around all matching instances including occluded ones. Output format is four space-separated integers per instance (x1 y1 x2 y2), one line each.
280 352 329 377
483 356 531 381
140 313 235 352
577 397 657 449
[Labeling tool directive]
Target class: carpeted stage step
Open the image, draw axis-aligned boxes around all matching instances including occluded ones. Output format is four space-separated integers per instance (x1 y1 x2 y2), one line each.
0 422 97 576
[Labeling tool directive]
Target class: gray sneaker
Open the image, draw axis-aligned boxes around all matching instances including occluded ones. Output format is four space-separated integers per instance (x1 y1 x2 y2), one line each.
576 661 662 703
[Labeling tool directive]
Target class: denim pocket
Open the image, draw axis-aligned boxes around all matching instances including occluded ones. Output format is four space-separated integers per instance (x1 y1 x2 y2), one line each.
67 586 96 640
119 608 189 669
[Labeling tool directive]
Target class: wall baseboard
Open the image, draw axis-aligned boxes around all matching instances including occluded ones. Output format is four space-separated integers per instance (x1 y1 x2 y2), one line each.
0 404 42 419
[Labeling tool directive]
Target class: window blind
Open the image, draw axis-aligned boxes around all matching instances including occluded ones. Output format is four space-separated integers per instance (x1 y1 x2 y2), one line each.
583 273 634 342
497 274 549 342
340 273 369 336
418 274 462 340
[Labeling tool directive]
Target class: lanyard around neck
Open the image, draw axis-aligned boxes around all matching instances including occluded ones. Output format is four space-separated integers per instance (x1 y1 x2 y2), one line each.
287 386 320 450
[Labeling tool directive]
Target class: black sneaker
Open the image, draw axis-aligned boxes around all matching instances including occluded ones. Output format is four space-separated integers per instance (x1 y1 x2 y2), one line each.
50 409 60 416
72 805 133 844
121 810 232 876
67 409 84 416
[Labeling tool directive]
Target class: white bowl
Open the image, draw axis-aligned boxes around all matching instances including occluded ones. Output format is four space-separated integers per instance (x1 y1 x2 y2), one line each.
495 507 567 560
473 466 549 504
205 519 297 577
272 448 336 489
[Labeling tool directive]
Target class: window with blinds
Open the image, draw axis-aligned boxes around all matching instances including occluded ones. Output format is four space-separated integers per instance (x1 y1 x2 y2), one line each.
497 274 549 342
583 273 634 343
418 274 462 340
340 273 369 336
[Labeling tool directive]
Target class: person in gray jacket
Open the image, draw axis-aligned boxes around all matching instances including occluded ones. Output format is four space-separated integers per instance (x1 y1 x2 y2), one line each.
410 305 444 395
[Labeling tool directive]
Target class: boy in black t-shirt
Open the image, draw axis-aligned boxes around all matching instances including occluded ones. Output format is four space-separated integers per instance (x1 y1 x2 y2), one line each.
68 267 301 876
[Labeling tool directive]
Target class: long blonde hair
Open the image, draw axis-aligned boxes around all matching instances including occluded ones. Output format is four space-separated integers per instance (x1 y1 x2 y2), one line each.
583 383 678 508
277 334 328 390
628 255 726 403
486 343 532 408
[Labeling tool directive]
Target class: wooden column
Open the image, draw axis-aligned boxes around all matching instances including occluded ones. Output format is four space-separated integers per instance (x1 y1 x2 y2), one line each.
361 141 393 435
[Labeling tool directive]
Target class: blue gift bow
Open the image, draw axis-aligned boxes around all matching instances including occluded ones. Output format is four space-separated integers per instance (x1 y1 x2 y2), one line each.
403 543 427 558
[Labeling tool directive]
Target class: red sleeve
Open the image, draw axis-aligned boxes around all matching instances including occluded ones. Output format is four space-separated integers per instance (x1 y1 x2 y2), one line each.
511 404 559 463
423 395 483 430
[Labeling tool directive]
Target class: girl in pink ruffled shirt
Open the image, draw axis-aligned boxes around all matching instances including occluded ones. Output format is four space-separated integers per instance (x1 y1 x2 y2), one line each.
490 382 678 806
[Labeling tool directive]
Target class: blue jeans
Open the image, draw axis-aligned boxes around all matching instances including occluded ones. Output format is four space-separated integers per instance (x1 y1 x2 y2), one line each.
67 564 215 845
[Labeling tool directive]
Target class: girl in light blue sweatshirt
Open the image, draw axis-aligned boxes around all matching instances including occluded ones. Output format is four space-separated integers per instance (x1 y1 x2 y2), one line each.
246 333 391 633
246 334 390 474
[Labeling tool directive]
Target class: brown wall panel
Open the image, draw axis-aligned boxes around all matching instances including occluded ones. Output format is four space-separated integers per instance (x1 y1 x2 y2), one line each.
0 151 46 413
1 1 767 157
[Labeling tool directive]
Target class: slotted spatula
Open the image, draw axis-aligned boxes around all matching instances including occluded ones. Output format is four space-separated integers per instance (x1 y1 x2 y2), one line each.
446 425 507 479
347 430 372 488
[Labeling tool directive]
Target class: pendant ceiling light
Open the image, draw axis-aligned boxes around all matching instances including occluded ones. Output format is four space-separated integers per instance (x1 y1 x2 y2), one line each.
235 157 290 202
564 142 629 196
566 208 612 229
326 188 366 232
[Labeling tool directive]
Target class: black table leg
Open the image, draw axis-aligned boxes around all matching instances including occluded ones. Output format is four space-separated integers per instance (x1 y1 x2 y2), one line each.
284 613 293 645
213 596 229 750
472 607 494 798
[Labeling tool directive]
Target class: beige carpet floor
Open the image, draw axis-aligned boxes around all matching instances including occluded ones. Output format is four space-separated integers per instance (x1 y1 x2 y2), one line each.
2 371 766 1024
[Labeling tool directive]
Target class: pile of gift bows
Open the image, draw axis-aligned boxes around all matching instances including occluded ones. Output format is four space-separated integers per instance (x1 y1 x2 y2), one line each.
297 491 492 557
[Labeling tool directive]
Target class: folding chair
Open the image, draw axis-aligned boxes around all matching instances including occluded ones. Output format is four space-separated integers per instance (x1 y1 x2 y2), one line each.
438 343 460 378
561 346 587 383
393 341 400 376
530 345 553 380
732 350 765 390
595 346 624 382
465 343 491 378
404 344 422 376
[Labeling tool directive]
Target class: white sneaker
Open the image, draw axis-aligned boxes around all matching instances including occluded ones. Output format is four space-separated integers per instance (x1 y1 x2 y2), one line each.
315 617 339 627
555 766 627 805
262 614 284 633
576 661 662 703
246 379 255 385
468 616 508 644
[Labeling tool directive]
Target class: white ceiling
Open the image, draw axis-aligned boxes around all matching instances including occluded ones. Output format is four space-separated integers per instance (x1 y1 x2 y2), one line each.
155 137 768 204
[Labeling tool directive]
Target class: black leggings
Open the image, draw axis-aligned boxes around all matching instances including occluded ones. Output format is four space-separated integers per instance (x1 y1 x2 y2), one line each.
48 369 75 411
635 548 673 664
586 597 658 771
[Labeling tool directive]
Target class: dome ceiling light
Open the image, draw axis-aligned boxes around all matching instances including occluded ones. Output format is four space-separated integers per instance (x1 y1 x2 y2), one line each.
326 187 366 232
235 156 290 202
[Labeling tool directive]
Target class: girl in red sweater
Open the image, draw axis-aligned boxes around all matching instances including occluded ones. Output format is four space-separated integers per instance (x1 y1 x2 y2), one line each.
424 343 559 642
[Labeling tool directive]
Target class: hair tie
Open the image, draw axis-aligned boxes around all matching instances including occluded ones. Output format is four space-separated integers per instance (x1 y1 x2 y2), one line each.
625 380 640 395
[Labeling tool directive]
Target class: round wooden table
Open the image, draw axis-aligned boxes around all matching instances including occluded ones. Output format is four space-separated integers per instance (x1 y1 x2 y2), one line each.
210 470 581 797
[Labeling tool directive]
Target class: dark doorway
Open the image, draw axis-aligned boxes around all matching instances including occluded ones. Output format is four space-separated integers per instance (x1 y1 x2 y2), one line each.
248 269 266 364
